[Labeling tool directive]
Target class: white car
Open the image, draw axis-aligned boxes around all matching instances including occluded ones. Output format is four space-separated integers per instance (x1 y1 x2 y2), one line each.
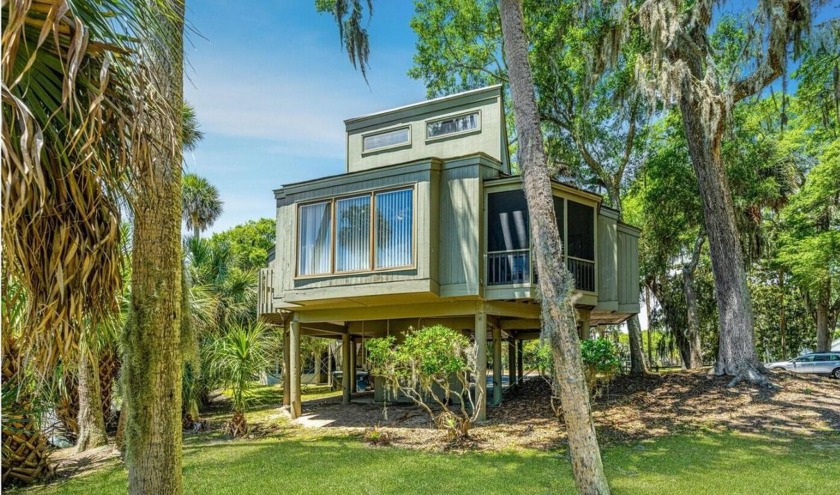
767 353 840 379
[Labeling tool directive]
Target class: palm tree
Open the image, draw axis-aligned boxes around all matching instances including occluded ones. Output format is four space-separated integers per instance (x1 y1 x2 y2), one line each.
2 0 170 484
121 0 186 491
183 174 224 240
1 280 53 486
204 323 274 437
2 0 163 367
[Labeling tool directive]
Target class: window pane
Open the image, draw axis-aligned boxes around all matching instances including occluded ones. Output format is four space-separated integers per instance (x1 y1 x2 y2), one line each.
567 201 595 261
375 189 413 268
336 195 371 272
427 112 480 139
298 202 332 275
363 127 410 152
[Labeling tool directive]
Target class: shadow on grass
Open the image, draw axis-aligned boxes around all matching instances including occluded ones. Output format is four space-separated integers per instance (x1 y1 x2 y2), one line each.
17 430 838 495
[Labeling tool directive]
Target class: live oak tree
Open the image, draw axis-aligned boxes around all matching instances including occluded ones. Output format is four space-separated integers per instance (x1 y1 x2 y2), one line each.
409 0 649 374
499 3 610 492
632 0 815 385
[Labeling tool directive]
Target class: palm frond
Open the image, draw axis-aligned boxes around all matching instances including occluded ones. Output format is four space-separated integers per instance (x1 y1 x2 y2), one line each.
1 0 177 368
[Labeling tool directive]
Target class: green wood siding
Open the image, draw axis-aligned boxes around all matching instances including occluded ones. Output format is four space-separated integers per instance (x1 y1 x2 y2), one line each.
597 209 619 311
345 86 509 174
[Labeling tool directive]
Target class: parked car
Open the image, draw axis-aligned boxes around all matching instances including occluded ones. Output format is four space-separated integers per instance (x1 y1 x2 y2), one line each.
767 353 840 379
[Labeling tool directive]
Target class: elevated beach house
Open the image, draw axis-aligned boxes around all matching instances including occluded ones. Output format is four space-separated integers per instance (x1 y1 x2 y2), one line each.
258 86 640 419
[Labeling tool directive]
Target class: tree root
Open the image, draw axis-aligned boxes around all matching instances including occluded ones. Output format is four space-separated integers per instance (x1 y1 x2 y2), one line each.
721 363 778 389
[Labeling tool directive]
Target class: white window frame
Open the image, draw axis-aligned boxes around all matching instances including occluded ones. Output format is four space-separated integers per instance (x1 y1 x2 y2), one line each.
361 125 412 154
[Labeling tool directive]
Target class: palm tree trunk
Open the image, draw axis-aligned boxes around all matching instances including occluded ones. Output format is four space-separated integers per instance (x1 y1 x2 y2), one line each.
76 347 108 452
678 91 765 386
123 1 185 492
1 336 53 486
499 1 609 493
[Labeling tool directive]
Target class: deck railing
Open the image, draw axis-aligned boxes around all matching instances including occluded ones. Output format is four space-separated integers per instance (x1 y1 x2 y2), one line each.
486 249 595 292
257 268 274 316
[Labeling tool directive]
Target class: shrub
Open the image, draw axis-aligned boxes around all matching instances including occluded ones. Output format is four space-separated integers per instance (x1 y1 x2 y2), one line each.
365 325 482 441
580 338 621 393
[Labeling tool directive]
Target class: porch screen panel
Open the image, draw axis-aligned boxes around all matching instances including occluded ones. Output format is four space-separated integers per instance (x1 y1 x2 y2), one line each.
487 190 530 285
567 200 595 291
375 189 414 269
487 190 529 251
336 195 371 272
553 196 565 245
567 201 594 260
298 202 332 275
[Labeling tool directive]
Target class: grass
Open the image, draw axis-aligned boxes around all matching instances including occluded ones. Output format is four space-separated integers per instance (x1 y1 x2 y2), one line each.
14 429 838 494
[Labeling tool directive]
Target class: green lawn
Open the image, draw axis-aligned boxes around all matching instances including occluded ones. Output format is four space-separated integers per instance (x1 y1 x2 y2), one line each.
16 430 838 494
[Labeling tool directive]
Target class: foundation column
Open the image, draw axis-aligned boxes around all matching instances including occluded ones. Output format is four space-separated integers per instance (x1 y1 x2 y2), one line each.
282 320 291 407
342 333 351 404
349 337 356 392
517 339 524 382
493 324 502 406
474 312 488 421
578 308 592 340
290 318 302 418
508 338 517 388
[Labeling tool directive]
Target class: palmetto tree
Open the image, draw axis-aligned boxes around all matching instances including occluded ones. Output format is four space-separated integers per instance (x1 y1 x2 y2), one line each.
204 323 274 437
183 173 223 240
2 0 173 485
1 0 171 366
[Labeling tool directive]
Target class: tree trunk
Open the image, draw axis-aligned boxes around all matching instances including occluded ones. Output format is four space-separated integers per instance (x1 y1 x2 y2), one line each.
779 270 786 359
627 314 647 374
98 347 120 424
499 1 610 493
816 284 830 352
123 2 185 492
115 401 127 454
644 284 654 367
682 268 703 368
677 92 765 386
76 347 108 452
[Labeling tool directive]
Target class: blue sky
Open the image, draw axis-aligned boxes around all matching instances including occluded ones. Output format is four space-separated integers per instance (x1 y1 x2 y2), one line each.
183 1 426 234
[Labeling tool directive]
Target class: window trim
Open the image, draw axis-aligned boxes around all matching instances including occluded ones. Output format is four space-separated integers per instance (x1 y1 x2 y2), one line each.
361 124 412 154
295 185 417 279
425 110 482 142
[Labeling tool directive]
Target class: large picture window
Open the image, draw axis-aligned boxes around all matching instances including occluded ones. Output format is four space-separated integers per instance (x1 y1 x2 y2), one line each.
296 187 415 276
298 202 332 276
375 189 414 269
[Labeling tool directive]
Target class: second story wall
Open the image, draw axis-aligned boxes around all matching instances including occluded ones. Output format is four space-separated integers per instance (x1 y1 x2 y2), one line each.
272 160 442 308
345 86 509 174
